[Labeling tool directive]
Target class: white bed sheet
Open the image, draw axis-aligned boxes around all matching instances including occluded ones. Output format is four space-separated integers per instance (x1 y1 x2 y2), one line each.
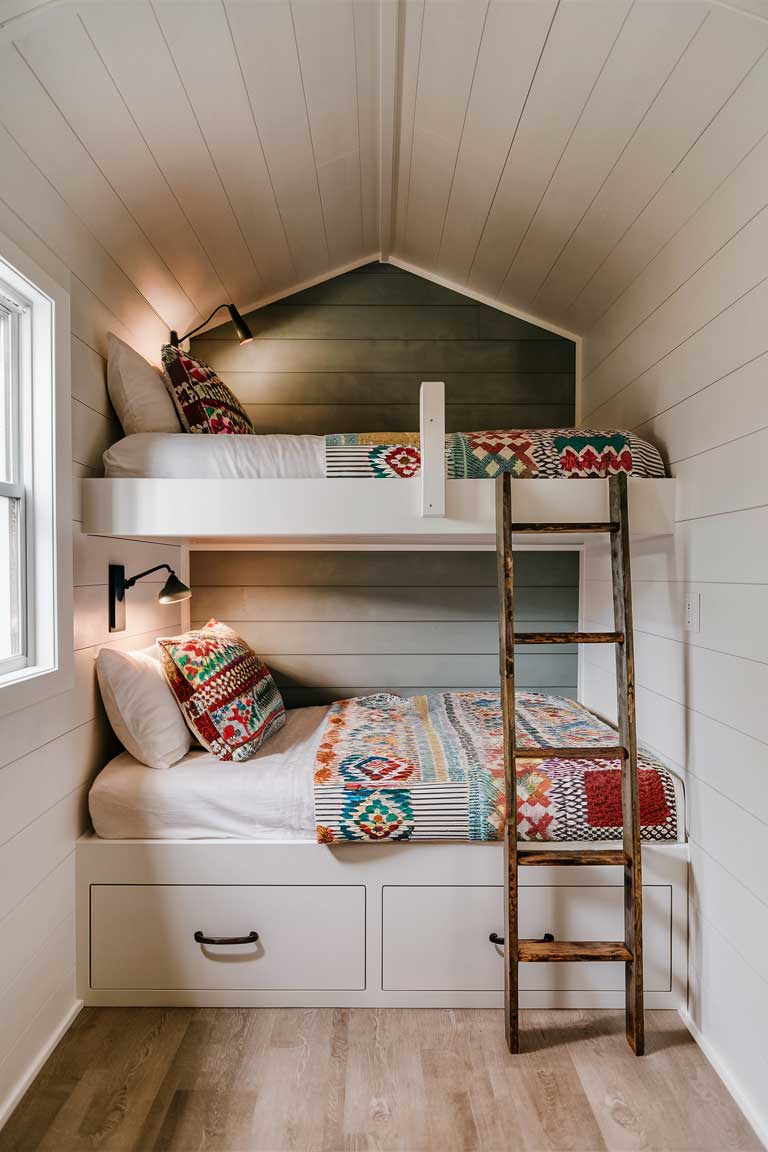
89 705 327 841
89 700 686 843
103 432 325 479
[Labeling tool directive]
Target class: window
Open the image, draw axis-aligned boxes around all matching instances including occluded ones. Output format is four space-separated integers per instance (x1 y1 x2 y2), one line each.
0 280 27 675
0 232 72 713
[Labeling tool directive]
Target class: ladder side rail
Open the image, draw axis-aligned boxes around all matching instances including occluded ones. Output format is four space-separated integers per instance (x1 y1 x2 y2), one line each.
609 473 645 1055
496 472 519 1054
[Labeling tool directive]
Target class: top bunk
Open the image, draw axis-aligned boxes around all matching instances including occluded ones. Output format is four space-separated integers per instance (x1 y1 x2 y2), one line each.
81 383 675 549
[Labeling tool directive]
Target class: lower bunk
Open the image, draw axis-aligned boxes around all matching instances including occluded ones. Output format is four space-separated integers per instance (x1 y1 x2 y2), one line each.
78 691 687 1011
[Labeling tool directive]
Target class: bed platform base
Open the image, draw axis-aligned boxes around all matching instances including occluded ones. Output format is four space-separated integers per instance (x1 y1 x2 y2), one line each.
80 382 675 547
76 837 687 1011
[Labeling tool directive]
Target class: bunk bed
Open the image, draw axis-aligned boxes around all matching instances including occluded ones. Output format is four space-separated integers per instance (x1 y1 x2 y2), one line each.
76 382 685 1015
81 383 675 546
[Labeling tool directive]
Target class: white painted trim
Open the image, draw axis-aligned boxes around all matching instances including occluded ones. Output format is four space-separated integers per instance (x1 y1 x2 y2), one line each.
378 0 400 260
0 998 82 1132
386 254 583 344
178 542 191 631
709 0 768 26
419 380 445 516
0 0 69 43
678 1008 768 1150
574 335 584 426
0 227 73 717
576 542 587 705
82 476 675 545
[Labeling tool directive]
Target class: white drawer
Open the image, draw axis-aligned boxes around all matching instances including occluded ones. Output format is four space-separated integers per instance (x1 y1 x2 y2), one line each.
382 884 671 992
91 884 365 991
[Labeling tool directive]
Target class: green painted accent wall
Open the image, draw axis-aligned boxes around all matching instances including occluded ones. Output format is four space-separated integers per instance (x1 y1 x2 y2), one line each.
192 262 578 703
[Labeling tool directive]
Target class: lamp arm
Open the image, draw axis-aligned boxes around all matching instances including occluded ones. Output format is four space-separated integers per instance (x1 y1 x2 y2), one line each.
124 563 173 590
177 304 231 346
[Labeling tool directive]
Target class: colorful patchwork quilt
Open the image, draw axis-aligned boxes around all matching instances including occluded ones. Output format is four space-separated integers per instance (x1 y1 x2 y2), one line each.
313 691 678 843
324 429 665 479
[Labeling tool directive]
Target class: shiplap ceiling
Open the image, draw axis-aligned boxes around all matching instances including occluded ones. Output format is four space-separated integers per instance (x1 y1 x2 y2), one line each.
1 0 768 339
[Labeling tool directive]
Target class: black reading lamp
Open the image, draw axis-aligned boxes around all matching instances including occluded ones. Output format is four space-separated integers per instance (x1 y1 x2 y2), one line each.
109 564 191 633
169 303 254 349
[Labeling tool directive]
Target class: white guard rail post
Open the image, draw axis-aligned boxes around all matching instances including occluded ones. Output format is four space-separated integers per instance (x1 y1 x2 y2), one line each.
420 380 445 517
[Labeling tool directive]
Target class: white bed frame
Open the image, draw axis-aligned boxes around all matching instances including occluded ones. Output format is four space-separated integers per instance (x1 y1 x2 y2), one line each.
77 382 686 1010
81 382 675 548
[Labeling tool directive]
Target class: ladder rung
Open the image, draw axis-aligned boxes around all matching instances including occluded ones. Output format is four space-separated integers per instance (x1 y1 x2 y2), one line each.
517 849 627 867
513 631 624 645
515 745 628 761
510 522 620 534
519 940 632 963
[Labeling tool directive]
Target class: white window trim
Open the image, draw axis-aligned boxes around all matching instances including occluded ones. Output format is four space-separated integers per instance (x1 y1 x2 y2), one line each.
0 229 72 717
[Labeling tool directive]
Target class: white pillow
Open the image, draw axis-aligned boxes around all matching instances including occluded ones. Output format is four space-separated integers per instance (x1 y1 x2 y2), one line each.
107 333 181 435
96 644 191 769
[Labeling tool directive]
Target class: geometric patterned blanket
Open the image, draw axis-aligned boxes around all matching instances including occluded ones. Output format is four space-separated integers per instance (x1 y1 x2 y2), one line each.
324 429 665 479
313 691 678 843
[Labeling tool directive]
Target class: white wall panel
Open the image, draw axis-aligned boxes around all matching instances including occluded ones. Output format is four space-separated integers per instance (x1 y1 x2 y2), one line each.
466 0 630 298
291 0 364 267
153 0 296 295
80 0 262 304
567 49 768 332
434 0 556 284
0 49 183 1122
498 1 707 309
535 6 768 318
401 0 488 267
224 0 330 281
581 88 768 1134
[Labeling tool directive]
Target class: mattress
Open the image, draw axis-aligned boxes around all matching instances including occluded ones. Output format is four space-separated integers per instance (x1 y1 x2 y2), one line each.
89 705 326 840
103 432 324 479
103 429 666 480
89 698 685 844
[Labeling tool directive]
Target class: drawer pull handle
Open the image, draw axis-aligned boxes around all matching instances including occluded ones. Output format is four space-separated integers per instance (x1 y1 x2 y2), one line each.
194 930 259 946
489 931 555 946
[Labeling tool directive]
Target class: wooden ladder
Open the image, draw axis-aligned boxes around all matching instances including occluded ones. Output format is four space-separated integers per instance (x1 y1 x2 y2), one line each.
494 471 644 1056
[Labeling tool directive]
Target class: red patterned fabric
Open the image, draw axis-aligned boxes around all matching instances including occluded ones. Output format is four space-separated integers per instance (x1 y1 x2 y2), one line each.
161 345 253 435
584 768 670 828
158 620 284 761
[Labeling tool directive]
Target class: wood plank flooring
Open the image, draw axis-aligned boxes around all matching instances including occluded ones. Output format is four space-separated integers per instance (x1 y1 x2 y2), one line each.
0 1009 759 1151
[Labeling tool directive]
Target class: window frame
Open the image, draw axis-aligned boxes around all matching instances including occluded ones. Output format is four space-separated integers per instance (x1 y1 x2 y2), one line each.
0 229 72 716
0 282 29 678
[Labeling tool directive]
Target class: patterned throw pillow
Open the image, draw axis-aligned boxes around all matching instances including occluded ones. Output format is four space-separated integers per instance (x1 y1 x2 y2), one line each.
161 344 254 435
158 620 285 761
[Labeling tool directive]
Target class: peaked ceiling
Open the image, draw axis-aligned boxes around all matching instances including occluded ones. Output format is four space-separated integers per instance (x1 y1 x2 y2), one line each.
1 0 768 340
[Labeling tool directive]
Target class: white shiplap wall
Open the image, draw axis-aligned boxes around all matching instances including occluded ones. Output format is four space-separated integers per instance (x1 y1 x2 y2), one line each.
579 113 768 1139
0 65 184 1123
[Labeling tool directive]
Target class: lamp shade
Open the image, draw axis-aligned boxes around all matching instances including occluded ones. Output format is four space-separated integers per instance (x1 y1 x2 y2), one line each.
158 571 192 604
227 304 254 345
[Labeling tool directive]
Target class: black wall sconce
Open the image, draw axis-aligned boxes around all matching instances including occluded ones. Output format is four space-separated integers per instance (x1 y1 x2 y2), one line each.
169 303 253 349
109 564 191 633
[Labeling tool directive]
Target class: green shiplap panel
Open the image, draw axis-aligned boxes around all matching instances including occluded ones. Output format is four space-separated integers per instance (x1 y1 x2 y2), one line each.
218 371 575 406
263 652 573 689
211 304 558 341
194 338 574 374
243 403 575 434
190 620 577 655
191 264 577 702
191 550 578 588
192 585 579 625
281 687 577 708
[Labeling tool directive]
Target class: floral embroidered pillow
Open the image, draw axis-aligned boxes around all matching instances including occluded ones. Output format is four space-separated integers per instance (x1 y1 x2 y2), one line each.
158 620 285 761
161 344 254 435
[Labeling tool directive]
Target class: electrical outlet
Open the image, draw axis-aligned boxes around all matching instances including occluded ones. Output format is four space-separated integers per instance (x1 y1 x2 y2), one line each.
683 593 700 632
